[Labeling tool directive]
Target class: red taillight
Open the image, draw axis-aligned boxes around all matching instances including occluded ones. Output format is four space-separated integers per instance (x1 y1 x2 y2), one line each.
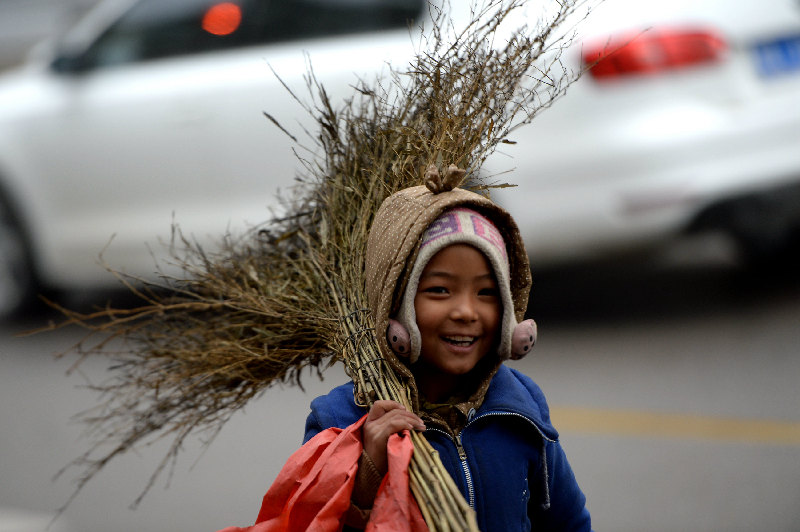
202 2 242 36
583 28 728 80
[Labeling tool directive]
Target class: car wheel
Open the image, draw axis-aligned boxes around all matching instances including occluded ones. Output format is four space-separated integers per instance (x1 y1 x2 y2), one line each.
689 188 800 275
736 226 800 274
723 195 800 274
0 195 37 319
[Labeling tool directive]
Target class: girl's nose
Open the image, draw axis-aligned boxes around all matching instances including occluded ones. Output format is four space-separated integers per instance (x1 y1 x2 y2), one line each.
450 295 478 322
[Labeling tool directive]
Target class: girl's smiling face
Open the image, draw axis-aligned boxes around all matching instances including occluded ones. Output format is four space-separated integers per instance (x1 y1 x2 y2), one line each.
413 244 501 399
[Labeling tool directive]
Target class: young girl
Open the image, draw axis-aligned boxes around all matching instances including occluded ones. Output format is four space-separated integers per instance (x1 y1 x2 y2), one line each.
304 183 592 531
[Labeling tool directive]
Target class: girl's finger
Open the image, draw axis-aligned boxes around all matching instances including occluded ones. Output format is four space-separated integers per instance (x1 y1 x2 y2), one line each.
367 400 406 420
370 408 425 432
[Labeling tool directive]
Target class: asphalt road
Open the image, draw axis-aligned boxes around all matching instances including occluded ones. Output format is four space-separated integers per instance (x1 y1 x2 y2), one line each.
1 252 799 532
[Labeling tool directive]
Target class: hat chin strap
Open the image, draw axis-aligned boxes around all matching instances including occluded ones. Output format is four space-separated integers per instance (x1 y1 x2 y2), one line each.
386 318 537 361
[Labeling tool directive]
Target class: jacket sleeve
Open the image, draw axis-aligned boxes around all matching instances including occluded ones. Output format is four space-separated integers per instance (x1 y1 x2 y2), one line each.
304 382 366 444
303 407 325 443
530 439 593 532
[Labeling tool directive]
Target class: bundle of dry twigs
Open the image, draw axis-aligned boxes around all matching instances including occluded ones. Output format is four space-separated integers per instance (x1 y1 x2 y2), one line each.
43 0 593 528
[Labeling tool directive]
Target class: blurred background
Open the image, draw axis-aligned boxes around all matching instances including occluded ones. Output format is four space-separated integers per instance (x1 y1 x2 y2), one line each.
1 0 799 531
0 0 99 71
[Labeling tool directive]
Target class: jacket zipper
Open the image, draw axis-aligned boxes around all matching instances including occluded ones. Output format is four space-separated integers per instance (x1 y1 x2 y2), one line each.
425 427 476 508
455 432 475 508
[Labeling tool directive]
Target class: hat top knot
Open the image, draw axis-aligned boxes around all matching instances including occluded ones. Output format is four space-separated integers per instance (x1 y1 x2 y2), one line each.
424 163 466 194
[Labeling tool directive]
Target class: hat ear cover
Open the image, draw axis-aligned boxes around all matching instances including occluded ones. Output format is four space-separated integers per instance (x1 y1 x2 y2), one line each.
386 319 411 358
510 319 537 360
386 318 537 361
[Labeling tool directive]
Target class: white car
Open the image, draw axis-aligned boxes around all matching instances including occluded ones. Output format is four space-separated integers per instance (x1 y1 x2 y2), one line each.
1 0 799 318
489 0 800 270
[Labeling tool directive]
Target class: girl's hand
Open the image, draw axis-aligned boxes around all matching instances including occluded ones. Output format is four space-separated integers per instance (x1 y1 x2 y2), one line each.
362 400 425 474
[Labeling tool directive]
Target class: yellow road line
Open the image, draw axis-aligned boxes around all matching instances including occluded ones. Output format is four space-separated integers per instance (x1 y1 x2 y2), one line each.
550 406 800 446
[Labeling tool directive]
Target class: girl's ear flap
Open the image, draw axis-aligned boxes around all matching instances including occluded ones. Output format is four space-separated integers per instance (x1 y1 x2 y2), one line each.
386 319 411 357
509 319 537 360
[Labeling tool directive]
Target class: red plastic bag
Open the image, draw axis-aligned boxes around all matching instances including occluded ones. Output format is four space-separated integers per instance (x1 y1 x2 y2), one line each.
367 426 428 532
218 414 428 532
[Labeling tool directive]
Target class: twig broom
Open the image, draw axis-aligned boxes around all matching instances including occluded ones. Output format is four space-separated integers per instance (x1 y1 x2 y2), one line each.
39 0 594 528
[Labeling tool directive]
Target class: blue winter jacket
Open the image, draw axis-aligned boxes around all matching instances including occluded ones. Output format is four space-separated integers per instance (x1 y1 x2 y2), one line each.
304 365 592 532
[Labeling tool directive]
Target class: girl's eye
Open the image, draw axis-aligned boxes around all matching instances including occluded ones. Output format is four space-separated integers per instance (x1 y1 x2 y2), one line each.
478 287 499 297
422 286 448 294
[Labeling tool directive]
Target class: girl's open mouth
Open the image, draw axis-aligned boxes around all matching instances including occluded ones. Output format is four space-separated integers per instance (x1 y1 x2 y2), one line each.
443 336 477 347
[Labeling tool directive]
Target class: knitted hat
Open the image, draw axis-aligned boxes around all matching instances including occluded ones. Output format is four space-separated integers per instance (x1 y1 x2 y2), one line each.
394 207 516 363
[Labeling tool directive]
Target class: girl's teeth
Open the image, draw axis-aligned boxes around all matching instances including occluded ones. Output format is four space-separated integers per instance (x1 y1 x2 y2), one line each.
446 336 475 346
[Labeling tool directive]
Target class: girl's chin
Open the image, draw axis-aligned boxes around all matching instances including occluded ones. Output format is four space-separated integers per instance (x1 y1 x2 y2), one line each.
446 362 481 375
426 358 483 377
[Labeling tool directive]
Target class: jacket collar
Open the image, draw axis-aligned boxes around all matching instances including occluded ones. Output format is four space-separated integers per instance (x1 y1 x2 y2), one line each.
474 365 559 441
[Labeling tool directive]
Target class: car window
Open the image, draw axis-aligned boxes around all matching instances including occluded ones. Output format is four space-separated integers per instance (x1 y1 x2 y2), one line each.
75 0 425 69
